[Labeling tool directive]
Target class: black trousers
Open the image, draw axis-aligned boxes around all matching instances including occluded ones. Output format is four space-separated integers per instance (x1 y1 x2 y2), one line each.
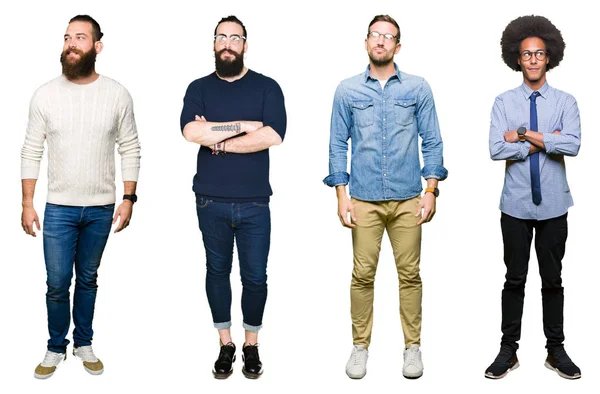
500 212 568 350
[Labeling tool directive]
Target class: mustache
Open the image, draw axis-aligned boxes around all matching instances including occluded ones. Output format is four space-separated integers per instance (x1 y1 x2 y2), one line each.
216 48 238 56
63 48 85 56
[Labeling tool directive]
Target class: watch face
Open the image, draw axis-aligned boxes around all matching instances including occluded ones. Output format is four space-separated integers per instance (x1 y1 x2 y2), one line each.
517 127 526 135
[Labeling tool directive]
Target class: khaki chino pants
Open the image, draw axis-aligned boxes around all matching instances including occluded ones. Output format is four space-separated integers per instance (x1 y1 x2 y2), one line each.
350 197 422 348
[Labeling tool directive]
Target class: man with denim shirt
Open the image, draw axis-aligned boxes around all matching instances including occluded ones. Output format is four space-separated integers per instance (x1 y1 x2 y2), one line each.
485 15 581 380
324 15 447 380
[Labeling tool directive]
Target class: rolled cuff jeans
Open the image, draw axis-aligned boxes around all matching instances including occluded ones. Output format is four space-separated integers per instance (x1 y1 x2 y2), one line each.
195 196 271 332
43 203 113 353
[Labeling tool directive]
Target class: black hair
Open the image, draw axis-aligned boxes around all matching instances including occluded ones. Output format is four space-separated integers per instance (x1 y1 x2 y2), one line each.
214 15 247 39
69 15 103 41
501 15 565 71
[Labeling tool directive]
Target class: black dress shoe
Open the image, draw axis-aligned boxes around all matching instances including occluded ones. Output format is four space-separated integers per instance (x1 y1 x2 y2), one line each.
485 346 519 379
213 342 236 379
242 344 263 379
545 346 581 379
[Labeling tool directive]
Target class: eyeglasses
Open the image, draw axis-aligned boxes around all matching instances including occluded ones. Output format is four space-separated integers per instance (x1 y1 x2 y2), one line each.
520 50 547 61
367 31 398 42
214 34 246 45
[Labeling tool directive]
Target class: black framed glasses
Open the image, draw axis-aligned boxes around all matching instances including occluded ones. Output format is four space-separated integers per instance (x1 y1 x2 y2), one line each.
367 31 398 42
214 34 246 45
520 50 547 61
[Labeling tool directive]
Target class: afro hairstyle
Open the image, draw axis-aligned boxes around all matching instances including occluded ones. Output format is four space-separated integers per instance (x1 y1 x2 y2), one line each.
501 15 565 71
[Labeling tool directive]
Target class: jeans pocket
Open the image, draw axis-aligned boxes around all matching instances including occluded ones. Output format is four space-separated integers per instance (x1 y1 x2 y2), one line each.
352 100 375 128
252 202 269 208
196 197 212 209
100 204 115 210
395 98 416 126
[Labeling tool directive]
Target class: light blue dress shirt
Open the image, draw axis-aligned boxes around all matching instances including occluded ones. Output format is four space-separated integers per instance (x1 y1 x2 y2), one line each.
324 64 447 201
489 82 581 220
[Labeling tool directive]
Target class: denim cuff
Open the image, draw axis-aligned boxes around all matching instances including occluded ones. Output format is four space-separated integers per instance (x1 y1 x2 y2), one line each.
214 321 232 330
421 164 448 181
323 172 349 187
243 322 262 332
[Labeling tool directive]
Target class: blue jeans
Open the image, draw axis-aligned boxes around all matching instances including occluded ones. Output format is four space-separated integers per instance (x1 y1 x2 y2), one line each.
43 203 113 353
195 196 271 332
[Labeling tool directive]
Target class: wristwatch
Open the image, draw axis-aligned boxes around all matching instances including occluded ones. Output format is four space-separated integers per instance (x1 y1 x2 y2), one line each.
517 126 527 142
425 187 439 197
123 194 137 204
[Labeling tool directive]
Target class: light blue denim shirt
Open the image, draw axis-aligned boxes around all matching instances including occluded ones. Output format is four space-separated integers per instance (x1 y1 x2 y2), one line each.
489 82 581 220
324 64 448 201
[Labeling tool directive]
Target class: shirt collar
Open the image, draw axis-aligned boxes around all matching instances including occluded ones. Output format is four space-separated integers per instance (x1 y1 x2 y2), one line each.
520 80 550 100
363 63 402 83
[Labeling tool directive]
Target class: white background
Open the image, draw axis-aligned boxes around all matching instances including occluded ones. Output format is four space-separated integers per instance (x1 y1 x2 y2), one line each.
0 0 598 393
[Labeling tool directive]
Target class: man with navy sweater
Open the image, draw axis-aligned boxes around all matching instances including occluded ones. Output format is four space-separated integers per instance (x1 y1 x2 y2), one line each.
180 15 286 380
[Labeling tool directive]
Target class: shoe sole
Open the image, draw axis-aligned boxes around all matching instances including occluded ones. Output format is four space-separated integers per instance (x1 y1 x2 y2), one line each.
83 366 104 376
213 369 233 379
403 371 423 379
544 361 581 380
34 372 55 379
242 367 263 379
484 361 520 379
346 370 366 379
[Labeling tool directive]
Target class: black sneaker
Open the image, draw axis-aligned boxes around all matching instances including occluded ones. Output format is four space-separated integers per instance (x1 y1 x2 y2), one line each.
485 346 519 379
545 346 581 379
213 342 236 379
242 344 263 379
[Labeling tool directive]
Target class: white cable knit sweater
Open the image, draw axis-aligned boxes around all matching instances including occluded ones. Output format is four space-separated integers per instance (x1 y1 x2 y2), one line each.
21 75 141 206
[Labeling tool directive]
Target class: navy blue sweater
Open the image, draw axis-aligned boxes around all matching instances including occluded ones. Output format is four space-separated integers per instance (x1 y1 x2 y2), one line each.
181 70 286 201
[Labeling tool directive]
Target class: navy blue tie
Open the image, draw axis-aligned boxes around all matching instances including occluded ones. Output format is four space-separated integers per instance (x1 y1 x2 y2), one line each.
530 91 542 205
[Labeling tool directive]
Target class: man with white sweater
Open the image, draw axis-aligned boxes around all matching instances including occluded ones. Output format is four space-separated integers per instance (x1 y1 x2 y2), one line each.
20 15 141 379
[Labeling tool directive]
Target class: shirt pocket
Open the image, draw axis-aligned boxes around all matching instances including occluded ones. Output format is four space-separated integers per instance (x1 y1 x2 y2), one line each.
395 98 416 127
351 100 375 128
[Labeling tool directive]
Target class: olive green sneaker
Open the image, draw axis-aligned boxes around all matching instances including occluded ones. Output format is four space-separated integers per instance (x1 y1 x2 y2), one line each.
34 350 66 379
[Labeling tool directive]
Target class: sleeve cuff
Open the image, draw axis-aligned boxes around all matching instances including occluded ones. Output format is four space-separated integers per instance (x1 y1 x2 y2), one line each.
421 165 448 181
323 172 349 187
21 165 40 180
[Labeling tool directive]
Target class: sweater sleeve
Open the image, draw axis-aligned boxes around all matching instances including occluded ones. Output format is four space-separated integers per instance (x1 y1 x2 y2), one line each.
116 87 141 182
21 89 47 179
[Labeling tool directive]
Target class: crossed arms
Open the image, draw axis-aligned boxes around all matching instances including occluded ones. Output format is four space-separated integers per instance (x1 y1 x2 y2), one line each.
182 116 282 153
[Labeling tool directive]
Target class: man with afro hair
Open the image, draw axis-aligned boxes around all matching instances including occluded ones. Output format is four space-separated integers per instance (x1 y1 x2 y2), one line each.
486 15 581 380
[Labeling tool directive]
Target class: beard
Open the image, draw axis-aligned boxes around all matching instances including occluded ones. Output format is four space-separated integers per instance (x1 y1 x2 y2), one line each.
215 48 244 78
369 48 394 67
60 47 96 79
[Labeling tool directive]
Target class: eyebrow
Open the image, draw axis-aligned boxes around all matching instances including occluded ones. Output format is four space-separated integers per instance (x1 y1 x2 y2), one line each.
64 33 89 38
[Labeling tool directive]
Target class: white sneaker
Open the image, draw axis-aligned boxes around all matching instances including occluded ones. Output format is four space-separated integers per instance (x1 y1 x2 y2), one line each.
34 350 66 379
73 346 104 375
346 345 368 379
403 344 423 379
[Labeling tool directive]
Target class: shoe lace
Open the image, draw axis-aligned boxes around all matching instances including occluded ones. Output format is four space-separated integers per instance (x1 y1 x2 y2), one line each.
76 346 97 362
42 351 63 365
351 347 366 365
244 344 259 361
404 347 420 366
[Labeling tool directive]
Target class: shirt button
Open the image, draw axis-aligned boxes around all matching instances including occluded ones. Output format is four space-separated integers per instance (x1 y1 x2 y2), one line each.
383 155 386 158
383 137 386 140
383 118 386 121
384 174 387 177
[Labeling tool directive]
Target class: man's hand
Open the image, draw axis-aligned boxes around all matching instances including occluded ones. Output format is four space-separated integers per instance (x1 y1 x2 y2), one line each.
21 205 40 237
337 195 356 228
113 201 133 233
415 193 436 225
504 130 519 143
